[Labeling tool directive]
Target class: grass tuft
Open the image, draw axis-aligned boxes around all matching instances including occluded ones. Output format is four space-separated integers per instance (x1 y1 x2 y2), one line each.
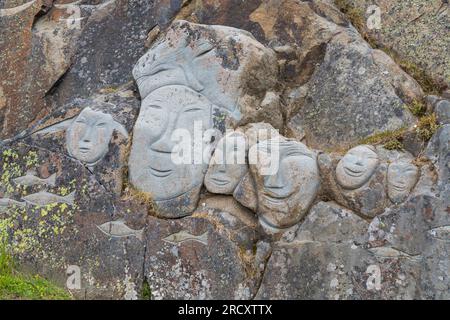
359 127 407 150
416 113 439 141
0 245 71 300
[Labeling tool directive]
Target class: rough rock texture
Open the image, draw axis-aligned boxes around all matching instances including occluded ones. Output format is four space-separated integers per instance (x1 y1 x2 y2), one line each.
335 0 450 90
0 0 448 300
290 31 421 149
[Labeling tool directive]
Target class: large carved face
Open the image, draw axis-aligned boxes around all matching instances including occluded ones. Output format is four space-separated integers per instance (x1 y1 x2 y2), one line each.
252 140 320 229
205 132 248 194
336 145 379 190
387 160 418 204
66 107 115 165
132 20 277 120
129 85 216 201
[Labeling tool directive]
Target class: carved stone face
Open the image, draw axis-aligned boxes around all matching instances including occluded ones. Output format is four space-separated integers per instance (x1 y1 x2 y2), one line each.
252 140 320 229
387 160 418 204
66 107 115 165
132 20 277 120
205 132 248 194
129 85 216 201
336 145 379 190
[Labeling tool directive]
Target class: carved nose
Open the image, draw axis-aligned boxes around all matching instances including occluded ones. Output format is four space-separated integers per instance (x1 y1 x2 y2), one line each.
217 164 227 173
151 114 177 153
264 173 283 188
82 127 93 143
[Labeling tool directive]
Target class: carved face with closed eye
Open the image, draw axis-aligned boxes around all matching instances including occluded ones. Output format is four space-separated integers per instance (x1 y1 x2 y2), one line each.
387 160 418 204
129 85 218 201
66 107 117 165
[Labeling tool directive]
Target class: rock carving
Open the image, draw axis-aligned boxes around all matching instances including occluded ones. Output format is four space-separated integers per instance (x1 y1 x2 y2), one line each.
387 160 419 204
336 145 379 190
163 230 209 246
22 191 75 206
97 220 144 241
13 170 56 187
205 131 248 195
251 139 320 230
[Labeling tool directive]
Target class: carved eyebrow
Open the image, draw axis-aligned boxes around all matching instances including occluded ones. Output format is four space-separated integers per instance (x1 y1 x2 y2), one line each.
182 103 206 111
147 104 162 109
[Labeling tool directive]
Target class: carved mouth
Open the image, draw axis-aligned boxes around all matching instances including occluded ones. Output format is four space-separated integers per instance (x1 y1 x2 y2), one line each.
211 177 230 186
149 167 173 178
263 195 285 205
391 183 406 191
79 147 91 154
343 166 364 177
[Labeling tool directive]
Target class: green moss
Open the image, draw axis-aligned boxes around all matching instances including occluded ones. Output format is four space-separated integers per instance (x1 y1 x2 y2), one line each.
383 139 404 151
141 279 152 300
359 127 407 148
407 99 427 117
416 113 439 141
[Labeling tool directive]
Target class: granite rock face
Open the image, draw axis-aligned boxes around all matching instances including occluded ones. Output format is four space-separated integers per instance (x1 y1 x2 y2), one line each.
335 0 450 90
0 0 448 300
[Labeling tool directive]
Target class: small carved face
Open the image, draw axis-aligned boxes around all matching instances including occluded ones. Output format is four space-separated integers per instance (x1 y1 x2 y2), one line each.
387 160 418 204
205 132 248 194
336 145 379 190
66 108 115 165
252 141 320 229
129 85 216 201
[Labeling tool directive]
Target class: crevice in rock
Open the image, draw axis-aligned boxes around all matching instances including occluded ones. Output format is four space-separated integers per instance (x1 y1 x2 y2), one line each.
251 247 272 300
140 242 149 300
31 2 54 30
44 63 73 98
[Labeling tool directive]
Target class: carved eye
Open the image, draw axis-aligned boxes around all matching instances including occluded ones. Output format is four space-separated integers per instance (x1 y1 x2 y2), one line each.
148 105 162 110
75 119 86 124
195 45 215 59
149 64 173 76
96 122 107 128
184 107 203 113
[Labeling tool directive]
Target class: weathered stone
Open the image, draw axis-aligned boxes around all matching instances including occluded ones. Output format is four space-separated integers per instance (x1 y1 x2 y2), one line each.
291 31 420 149
144 202 261 300
0 143 145 299
336 0 450 89
435 99 450 125
256 242 422 299
16 87 138 196
295 201 369 245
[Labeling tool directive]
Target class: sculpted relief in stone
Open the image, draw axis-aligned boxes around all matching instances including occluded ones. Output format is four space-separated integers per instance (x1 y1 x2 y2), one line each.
129 85 218 202
250 139 320 230
128 20 277 217
387 159 419 204
66 107 128 165
35 106 128 166
204 132 248 195
336 145 379 190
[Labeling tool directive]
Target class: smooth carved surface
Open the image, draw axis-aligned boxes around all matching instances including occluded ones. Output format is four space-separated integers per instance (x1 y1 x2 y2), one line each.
251 140 320 230
387 160 419 204
336 145 379 190
132 20 271 120
205 132 248 194
66 107 128 165
129 85 216 201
